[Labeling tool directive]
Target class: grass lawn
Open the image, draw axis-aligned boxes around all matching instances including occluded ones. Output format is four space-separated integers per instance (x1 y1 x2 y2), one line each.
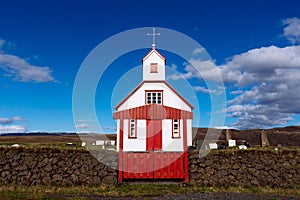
0 184 299 199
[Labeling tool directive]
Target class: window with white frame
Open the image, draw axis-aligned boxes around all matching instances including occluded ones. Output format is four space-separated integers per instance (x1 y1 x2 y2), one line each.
129 119 136 138
173 119 180 138
146 91 162 104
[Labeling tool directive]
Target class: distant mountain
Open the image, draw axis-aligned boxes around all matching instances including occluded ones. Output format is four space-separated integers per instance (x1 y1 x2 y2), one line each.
1 126 299 147
0 132 78 136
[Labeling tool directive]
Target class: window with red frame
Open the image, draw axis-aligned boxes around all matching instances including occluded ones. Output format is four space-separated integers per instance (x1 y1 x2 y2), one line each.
172 119 180 138
150 63 158 73
129 119 136 138
146 91 162 104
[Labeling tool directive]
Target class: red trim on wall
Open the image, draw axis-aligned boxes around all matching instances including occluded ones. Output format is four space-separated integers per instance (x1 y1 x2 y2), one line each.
114 81 194 110
128 119 137 139
183 120 189 182
142 48 166 62
118 119 124 183
114 104 193 120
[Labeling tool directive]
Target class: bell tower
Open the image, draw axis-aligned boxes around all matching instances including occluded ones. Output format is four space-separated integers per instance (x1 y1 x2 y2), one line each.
142 28 166 81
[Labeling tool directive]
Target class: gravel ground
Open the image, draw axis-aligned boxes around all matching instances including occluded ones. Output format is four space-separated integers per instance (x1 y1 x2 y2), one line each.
48 192 300 200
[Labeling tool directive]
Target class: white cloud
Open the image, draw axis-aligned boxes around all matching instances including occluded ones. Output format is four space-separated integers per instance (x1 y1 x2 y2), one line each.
77 119 94 122
0 116 26 124
0 118 13 124
169 43 300 129
193 86 223 95
168 59 222 82
171 63 177 70
75 124 90 129
0 125 27 133
221 45 300 129
220 45 300 85
230 90 243 95
12 116 26 121
0 53 58 82
0 37 57 83
282 17 300 44
193 47 205 55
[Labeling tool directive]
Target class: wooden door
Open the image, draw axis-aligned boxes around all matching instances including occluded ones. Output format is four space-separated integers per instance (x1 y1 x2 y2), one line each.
146 120 162 151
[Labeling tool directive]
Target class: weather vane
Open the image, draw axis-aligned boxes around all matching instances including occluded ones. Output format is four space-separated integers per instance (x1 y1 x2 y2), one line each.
147 27 160 48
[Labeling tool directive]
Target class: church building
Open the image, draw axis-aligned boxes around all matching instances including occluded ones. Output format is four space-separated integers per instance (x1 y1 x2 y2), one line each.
113 33 193 182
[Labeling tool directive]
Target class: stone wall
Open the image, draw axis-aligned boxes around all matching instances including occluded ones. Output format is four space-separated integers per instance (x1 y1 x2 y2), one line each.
0 147 299 187
0 147 118 186
189 149 300 188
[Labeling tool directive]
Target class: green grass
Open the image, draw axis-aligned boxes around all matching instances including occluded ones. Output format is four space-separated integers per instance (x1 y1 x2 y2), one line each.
0 184 299 199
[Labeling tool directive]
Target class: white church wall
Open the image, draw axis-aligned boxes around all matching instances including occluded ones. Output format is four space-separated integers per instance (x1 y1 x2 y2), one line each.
143 51 165 81
162 119 184 152
117 82 191 112
187 119 192 146
163 87 191 111
123 119 146 152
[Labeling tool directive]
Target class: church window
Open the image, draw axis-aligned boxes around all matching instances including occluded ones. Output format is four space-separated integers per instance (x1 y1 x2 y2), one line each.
150 63 158 73
146 91 163 104
129 119 137 138
172 119 180 138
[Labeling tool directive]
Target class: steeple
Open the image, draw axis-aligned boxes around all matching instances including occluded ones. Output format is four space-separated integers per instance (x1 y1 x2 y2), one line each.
142 48 166 81
142 28 166 81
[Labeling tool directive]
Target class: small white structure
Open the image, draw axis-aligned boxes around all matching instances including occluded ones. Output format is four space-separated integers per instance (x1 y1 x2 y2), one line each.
12 144 20 147
81 142 86 147
105 140 115 146
209 143 218 149
228 139 236 147
95 140 105 146
239 145 247 150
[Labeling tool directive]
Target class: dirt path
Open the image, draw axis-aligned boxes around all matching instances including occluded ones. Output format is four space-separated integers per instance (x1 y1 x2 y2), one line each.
48 192 300 200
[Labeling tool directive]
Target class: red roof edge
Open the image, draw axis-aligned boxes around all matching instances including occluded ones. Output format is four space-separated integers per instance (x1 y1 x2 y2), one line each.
142 48 166 62
113 104 193 119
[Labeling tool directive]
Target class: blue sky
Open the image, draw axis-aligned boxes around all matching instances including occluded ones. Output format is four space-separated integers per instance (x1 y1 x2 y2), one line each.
1 0 300 133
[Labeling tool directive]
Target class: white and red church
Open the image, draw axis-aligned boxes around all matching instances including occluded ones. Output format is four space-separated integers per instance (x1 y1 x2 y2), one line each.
113 42 193 182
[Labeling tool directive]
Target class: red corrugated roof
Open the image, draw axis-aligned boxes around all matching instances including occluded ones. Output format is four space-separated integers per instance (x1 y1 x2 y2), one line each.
113 104 193 119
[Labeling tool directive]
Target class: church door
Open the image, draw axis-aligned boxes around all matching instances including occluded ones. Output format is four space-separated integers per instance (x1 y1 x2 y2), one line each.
146 120 162 151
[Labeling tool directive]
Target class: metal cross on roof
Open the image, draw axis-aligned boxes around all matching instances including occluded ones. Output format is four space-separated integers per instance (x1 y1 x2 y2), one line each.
147 27 160 48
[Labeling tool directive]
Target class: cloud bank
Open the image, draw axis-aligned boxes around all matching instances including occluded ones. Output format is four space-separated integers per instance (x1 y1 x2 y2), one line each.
0 38 57 83
282 17 300 44
0 125 27 134
169 18 300 129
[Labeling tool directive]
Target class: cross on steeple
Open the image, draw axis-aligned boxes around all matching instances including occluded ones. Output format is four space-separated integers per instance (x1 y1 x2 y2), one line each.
147 28 160 48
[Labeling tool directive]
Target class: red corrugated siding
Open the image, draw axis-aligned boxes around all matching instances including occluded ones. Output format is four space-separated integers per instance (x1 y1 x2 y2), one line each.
154 152 184 179
122 152 184 179
123 152 152 179
114 104 193 119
